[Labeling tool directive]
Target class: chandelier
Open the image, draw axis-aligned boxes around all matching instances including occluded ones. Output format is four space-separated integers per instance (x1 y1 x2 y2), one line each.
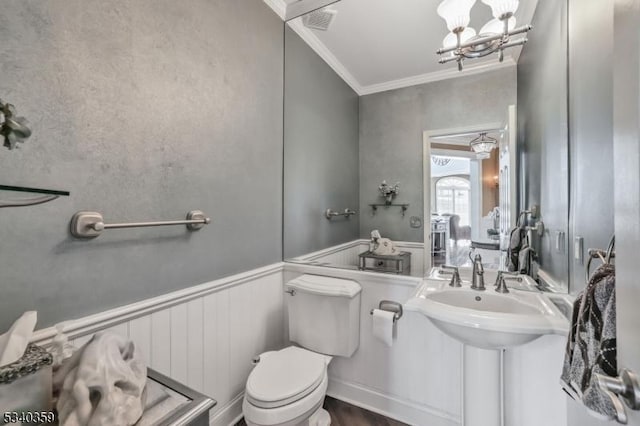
436 0 531 71
469 132 498 154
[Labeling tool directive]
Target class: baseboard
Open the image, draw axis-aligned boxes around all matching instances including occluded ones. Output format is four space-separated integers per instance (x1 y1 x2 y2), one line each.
327 377 460 426
210 392 244 426
209 380 460 426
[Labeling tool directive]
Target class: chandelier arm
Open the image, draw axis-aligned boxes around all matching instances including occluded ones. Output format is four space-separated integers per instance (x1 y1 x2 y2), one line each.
439 55 460 64
502 17 509 42
437 24 531 55
500 38 528 50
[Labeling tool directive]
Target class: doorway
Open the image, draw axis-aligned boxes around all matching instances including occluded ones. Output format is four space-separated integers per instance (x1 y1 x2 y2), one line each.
423 110 517 274
430 148 497 268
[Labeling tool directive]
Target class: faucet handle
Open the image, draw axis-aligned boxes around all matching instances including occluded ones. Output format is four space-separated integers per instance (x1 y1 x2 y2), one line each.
440 265 462 287
495 271 510 293
494 271 520 286
449 269 462 287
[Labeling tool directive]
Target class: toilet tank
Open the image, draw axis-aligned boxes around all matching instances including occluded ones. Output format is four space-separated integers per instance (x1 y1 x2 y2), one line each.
286 274 361 357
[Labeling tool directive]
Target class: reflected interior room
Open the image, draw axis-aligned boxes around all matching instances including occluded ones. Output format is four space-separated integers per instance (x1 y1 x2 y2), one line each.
1 0 639 425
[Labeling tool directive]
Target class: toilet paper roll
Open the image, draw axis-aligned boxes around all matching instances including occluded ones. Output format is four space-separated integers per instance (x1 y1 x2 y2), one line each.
372 309 395 347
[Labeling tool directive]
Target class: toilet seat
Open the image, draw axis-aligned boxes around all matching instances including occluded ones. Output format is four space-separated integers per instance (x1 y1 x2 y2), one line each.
242 368 329 426
245 346 328 409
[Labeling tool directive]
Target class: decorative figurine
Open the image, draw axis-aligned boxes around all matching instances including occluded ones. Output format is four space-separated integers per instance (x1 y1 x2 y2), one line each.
0 99 32 150
378 180 400 204
53 332 147 426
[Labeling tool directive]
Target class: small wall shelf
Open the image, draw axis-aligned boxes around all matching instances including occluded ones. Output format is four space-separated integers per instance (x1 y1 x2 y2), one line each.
0 184 69 208
369 203 409 217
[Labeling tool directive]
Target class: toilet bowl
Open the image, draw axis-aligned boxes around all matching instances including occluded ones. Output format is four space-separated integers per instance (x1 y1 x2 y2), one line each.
242 347 332 426
242 274 362 426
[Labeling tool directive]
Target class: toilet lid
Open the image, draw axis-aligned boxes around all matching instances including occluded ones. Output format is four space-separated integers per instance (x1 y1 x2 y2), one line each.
246 346 326 409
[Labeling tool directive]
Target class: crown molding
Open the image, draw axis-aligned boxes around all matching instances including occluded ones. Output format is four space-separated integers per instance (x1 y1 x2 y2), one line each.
288 20 365 95
263 0 286 20
267 0 519 96
359 57 518 95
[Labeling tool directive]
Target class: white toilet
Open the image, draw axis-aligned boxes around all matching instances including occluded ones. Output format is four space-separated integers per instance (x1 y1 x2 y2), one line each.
242 274 362 426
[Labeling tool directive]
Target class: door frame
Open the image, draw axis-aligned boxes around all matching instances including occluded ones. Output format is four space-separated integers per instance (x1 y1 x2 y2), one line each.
423 121 506 274
612 0 640 423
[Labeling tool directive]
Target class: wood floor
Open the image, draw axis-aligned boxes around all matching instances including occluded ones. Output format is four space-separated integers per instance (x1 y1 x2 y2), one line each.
235 396 408 426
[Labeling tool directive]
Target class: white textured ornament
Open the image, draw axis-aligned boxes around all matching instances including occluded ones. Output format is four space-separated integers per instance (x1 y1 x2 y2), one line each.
53 332 147 426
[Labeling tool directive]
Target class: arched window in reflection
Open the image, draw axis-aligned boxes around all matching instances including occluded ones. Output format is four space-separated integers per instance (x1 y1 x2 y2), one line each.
435 176 471 226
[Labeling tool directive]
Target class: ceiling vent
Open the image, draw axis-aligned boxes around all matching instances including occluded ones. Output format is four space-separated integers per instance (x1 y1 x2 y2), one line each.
303 8 337 31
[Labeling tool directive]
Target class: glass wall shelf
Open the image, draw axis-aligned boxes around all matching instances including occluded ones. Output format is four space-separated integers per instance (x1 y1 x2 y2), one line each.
369 203 410 216
0 184 69 208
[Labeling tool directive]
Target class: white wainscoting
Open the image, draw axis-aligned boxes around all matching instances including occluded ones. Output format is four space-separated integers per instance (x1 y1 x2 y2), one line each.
284 263 463 426
30 254 568 426
283 261 569 426
32 263 287 426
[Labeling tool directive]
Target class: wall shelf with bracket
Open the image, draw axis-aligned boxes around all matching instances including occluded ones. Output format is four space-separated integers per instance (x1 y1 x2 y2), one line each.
0 184 69 208
369 203 409 217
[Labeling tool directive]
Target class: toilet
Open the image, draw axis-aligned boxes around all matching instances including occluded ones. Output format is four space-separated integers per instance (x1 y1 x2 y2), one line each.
242 274 362 426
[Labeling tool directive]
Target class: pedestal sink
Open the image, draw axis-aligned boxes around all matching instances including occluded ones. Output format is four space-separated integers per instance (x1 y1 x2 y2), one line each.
406 278 568 349
405 272 570 426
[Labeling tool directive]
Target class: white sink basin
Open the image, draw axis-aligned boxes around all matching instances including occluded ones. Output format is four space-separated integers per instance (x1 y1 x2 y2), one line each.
405 278 569 349
428 291 542 315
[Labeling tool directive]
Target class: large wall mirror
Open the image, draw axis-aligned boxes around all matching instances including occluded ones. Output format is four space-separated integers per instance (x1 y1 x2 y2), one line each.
283 0 570 293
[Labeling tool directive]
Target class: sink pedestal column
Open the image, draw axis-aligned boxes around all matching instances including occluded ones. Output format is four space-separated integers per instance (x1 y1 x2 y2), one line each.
463 345 502 426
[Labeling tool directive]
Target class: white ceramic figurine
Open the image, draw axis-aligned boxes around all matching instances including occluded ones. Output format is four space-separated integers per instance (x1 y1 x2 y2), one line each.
53 331 147 426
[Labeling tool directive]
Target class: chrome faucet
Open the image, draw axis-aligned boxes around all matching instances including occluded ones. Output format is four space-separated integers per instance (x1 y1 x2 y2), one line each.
440 265 462 287
470 254 485 291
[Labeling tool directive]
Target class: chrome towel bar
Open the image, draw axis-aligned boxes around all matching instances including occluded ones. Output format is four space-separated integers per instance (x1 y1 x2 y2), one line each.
70 210 210 238
325 208 357 219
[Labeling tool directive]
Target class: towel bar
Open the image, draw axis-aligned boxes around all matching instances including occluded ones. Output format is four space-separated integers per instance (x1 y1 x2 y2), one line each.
585 235 616 283
70 210 210 238
370 300 403 322
325 208 357 219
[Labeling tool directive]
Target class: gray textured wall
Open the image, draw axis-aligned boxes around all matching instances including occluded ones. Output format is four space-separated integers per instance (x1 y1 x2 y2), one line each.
567 0 614 294
0 0 283 328
359 68 517 242
517 0 570 289
565 0 614 423
283 26 359 259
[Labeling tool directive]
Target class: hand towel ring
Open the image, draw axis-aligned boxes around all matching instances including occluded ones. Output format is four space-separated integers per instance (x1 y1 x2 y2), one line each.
605 235 615 264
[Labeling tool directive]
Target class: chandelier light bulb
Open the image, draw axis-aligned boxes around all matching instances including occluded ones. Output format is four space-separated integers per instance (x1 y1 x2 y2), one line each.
443 28 477 49
437 0 477 32
481 0 519 19
436 0 529 71
480 16 516 35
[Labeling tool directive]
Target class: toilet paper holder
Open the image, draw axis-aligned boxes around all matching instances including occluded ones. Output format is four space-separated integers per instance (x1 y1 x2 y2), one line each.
370 300 403 322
